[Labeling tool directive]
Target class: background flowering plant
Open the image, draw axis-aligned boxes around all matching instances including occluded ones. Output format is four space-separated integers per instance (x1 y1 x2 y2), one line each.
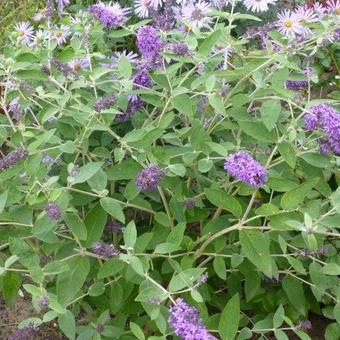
0 0 340 339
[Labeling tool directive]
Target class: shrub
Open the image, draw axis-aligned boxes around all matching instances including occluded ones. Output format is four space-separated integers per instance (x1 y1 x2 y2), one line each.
0 1 340 339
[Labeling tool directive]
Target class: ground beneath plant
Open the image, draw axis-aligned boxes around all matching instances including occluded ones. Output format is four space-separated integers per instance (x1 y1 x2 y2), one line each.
0 296 66 339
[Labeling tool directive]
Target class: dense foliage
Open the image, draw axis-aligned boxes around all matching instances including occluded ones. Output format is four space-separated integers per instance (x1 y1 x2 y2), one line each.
0 0 340 339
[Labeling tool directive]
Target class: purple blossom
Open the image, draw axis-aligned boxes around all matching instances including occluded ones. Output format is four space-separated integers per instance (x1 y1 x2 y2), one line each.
135 164 165 191
14 22 34 46
137 26 163 61
89 2 130 28
170 42 191 56
285 80 308 90
224 151 268 188
8 98 21 117
57 0 70 12
0 149 28 171
116 96 144 122
42 155 54 164
91 241 118 259
304 104 340 155
133 68 152 89
296 320 312 331
94 94 116 112
193 272 209 288
53 25 70 45
8 323 36 340
106 219 124 233
153 1 175 30
68 58 89 72
168 298 214 340
45 203 61 220
51 58 78 78
96 324 105 333
184 198 196 209
38 295 49 309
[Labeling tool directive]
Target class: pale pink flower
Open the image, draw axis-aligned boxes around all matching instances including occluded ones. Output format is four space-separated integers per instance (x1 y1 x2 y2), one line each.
181 0 212 29
276 10 303 37
243 0 277 13
14 22 34 45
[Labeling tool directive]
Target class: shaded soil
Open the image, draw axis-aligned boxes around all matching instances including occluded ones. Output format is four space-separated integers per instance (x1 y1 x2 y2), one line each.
0 296 66 339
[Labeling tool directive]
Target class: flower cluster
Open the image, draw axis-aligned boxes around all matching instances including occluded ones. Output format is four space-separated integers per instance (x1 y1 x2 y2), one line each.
168 298 214 340
0 149 28 171
9 323 36 340
51 58 78 78
304 104 340 155
106 219 124 233
224 151 268 188
91 241 119 259
137 26 163 62
135 164 165 191
89 2 130 28
38 295 49 309
94 94 116 112
117 97 144 122
45 203 62 220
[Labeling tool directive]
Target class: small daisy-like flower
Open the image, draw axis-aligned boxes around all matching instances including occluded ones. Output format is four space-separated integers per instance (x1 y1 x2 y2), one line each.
134 0 162 18
312 3 326 18
181 0 212 29
53 25 70 45
243 0 277 13
57 0 70 12
294 6 318 37
276 10 302 37
68 58 89 72
89 2 130 28
33 9 46 22
31 29 49 48
14 22 34 45
327 0 340 15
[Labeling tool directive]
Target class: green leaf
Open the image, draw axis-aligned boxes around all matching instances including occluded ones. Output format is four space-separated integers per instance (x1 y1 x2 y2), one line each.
282 276 305 315
260 99 281 131
219 294 240 340
168 164 186 177
72 162 103 184
3 272 21 304
84 204 107 247
56 257 90 305
213 257 226 280
0 190 8 213
334 304 340 326
321 263 340 275
325 323 340 340
172 94 193 117
100 197 125 224
130 322 145 340
43 261 70 275
65 213 87 241
124 221 137 248
280 178 319 210
277 142 296 168
273 305 285 328
209 94 226 115
89 282 105 296
97 258 124 279
198 29 222 57
58 310 76 340
198 159 214 173
239 121 277 143
169 268 206 292
240 230 273 277
205 188 242 218
118 56 132 79
23 284 41 296
330 188 340 213
255 203 280 216
167 223 186 246
274 330 289 340
300 153 330 168
191 290 203 303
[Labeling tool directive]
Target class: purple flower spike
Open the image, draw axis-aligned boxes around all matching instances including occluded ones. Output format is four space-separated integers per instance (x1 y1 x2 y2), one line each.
0 149 28 171
94 94 116 112
106 219 124 233
45 203 61 220
9 323 36 340
133 68 152 89
137 26 162 61
117 96 144 122
89 2 130 29
91 241 118 259
285 80 308 90
224 151 268 188
135 164 165 191
168 298 215 340
38 295 49 309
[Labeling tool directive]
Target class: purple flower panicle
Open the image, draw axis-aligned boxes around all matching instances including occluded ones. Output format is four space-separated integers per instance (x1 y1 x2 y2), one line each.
285 80 308 90
168 298 214 340
304 104 340 155
137 26 163 61
9 323 36 340
106 219 124 233
45 203 61 220
89 2 129 28
0 149 28 171
117 96 144 122
38 295 49 309
224 151 268 188
133 68 152 89
135 164 165 191
94 94 116 112
91 241 118 259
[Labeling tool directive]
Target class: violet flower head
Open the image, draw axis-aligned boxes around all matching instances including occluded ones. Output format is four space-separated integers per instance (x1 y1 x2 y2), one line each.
94 94 116 112
117 96 144 122
296 320 312 331
133 68 152 89
137 26 163 61
0 149 28 171
68 58 89 72
9 323 36 340
51 58 78 78
57 0 70 12
170 42 191 56
184 198 196 209
153 0 175 31
224 151 268 188
285 80 308 90
45 203 61 220
89 2 130 28
91 241 118 259
168 298 214 340
135 164 165 191
106 219 124 233
38 295 49 309
53 25 70 45
8 98 21 116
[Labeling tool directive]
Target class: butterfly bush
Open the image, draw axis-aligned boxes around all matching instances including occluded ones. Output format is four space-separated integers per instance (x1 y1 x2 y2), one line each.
0 0 340 339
